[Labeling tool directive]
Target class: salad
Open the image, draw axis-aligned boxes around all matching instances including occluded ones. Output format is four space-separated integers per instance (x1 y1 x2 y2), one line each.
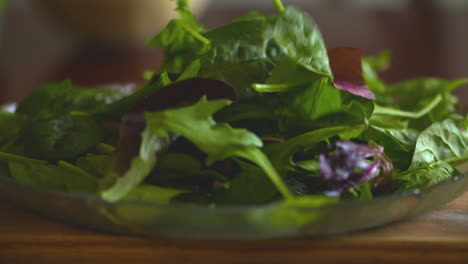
1 0 467 210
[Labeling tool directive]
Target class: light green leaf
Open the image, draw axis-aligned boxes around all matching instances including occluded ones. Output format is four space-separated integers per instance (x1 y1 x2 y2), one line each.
101 97 293 201
177 59 201 81
149 1 209 73
394 161 456 191
0 152 98 193
411 118 468 168
100 129 163 202
265 125 364 176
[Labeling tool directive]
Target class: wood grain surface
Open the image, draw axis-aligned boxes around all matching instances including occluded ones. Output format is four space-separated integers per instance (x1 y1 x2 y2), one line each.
1 192 468 264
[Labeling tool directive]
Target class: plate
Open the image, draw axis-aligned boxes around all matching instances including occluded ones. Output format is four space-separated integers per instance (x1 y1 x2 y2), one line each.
1 168 468 239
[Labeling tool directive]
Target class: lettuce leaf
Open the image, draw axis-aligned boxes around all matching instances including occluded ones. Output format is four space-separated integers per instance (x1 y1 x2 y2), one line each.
101 97 293 202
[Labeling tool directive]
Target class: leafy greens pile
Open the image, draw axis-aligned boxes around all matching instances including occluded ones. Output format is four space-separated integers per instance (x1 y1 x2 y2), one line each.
1 0 467 207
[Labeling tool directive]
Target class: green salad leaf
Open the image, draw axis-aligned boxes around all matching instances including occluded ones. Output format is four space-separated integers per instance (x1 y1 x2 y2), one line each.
0 0 466 209
0 152 98 193
393 161 457 191
101 97 293 202
411 119 468 168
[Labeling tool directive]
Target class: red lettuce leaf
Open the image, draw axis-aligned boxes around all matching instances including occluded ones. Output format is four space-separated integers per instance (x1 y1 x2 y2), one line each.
328 47 375 100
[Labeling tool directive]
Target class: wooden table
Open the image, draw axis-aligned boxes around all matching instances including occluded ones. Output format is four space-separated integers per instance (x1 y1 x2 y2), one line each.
1 192 468 264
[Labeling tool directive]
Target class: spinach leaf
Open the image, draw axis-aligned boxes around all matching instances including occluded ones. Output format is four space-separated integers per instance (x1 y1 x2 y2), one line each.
215 159 278 205
0 152 98 193
375 78 467 130
252 56 318 92
200 16 279 96
16 80 125 119
373 94 443 120
225 77 344 137
196 6 331 96
0 111 27 152
387 78 467 99
270 6 332 79
393 161 456 191
23 114 103 161
410 118 468 168
282 78 342 122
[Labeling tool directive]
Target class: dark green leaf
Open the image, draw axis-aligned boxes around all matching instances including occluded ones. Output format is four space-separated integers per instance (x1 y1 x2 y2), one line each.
75 154 113 178
95 74 167 120
16 80 125 119
271 7 332 79
0 111 27 152
199 6 331 96
215 159 278 204
23 114 103 161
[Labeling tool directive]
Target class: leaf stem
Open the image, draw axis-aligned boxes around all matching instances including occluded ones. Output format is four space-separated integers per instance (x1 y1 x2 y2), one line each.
373 94 442 119
273 0 285 13
97 143 116 154
252 83 294 93
0 151 46 165
58 160 98 182
181 23 210 45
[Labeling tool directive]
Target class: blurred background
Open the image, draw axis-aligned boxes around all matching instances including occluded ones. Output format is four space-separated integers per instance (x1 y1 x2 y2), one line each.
0 0 467 105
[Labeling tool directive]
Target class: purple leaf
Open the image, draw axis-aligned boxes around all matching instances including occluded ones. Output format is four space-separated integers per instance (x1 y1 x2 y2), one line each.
319 140 392 197
328 47 375 100
333 81 376 100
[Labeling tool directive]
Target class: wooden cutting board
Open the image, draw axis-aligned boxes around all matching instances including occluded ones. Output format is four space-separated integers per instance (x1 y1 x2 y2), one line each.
1 192 468 264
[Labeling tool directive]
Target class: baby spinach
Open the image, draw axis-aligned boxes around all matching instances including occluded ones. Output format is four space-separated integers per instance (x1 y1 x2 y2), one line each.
410 119 468 168
23 114 103 161
393 161 456 191
16 80 125 119
0 152 98 193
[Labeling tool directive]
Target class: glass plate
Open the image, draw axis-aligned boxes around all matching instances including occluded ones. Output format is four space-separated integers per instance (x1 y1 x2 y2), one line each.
1 169 468 239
